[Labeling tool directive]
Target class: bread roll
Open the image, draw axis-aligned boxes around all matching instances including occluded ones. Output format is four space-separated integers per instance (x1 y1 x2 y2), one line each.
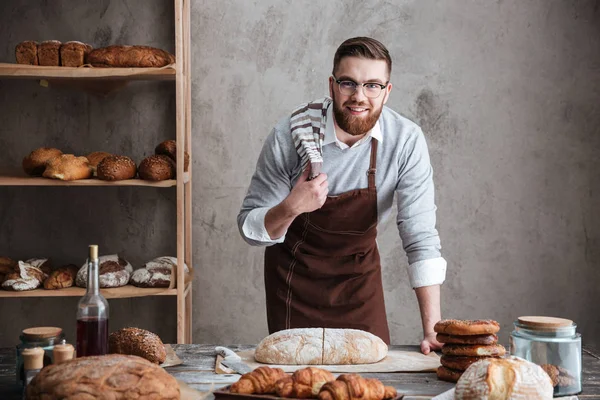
155 139 190 172
97 155 137 181
255 328 387 365
44 264 78 289
38 40 61 66
43 154 92 181
138 154 175 181
130 256 190 288
60 41 93 67
434 319 500 335
25 354 179 399
22 147 63 176
109 327 166 364
87 45 175 68
86 151 112 176
76 255 133 288
15 41 39 65
455 356 553 399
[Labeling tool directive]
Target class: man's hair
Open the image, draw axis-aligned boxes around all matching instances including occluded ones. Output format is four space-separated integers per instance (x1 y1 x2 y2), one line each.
332 37 392 78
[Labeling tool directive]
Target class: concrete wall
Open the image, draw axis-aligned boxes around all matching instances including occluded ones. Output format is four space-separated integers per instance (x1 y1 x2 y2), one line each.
0 0 598 348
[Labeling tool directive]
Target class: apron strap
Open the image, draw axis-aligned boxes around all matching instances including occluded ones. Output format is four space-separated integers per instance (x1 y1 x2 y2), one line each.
367 139 378 191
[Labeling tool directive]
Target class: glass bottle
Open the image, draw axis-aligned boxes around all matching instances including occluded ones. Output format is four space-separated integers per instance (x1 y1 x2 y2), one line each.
76 244 109 357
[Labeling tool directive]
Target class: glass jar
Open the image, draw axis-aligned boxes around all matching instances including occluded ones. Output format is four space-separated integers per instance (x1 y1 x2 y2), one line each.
510 316 581 397
15 326 65 385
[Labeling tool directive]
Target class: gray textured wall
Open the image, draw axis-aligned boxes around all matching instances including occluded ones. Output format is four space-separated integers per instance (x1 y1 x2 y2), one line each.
0 0 598 349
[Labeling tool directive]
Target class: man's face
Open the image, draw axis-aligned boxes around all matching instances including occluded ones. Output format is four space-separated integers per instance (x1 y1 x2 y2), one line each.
329 57 392 137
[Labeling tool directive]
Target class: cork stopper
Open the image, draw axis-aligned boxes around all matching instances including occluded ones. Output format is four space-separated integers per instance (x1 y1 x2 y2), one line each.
89 244 98 260
518 316 573 331
22 347 44 370
22 326 62 341
53 343 75 363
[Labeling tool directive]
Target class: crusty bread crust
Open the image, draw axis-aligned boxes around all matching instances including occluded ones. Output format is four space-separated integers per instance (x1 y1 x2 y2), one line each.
434 319 500 335
436 333 498 345
441 344 506 357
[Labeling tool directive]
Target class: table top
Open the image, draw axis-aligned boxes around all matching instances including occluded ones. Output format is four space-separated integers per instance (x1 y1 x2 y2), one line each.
1 344 599 399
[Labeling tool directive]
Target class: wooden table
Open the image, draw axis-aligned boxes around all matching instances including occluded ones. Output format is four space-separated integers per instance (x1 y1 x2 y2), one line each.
1 344 599 399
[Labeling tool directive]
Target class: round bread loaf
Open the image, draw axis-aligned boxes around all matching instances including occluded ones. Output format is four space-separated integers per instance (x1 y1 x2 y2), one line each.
76 255 133 288
1 260 46 291
138 154 175 181
86 151 112 176
442 344 506 357
437 333 498 345
25 354 179 399
437 365 463 383
44 264 78 290
155 139 190 172
130 256 190 288
22 147 63 176
109 327 167 364
97 155 137 181
42 154 91 181
434 319 500 335
455 356 553 399
441 355 499 371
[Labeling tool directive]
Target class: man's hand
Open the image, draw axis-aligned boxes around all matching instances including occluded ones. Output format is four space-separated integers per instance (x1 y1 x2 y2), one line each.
420 331 443 355
283 169 328 215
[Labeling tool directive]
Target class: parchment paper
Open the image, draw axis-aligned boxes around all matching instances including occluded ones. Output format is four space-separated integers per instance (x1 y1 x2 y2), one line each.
162 344 184 368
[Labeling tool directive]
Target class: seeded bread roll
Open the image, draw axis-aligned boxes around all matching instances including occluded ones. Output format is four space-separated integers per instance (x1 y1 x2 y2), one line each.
38 40 62 66
25 354 179 399
86 151 112 176
96 155 137 181
60 41 93 67
109 327 167 364
43 154 91 181
155 139 190 172
87 45 175 67
15 41 39 65
22 147 63 176
434 319 500 336
441 344 506 357
138 154 175 181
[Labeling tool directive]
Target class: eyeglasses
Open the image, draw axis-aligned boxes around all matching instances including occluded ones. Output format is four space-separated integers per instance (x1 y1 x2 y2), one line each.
332 76 389 98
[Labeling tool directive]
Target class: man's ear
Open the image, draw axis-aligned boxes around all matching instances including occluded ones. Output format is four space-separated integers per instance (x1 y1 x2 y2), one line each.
382 83 392 105
328 76 335 98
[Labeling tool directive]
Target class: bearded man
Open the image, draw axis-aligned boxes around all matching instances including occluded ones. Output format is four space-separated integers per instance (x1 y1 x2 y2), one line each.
237 37 446 354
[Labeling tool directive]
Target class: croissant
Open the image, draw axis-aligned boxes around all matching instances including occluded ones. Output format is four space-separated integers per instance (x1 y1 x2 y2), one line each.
230 366 287 394
275 367 336 398
318 374 397 400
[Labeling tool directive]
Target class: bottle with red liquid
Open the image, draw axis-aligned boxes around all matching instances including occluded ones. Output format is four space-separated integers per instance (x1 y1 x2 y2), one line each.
76 245 109 357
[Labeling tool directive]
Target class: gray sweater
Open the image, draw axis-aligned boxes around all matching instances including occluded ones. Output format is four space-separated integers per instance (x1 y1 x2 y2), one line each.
237 104 446 288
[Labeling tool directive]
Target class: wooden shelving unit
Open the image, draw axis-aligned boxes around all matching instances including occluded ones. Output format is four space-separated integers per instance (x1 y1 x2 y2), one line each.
0 0 193 344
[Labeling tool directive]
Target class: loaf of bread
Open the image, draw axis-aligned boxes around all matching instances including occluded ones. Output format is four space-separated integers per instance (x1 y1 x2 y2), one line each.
109 327 166 364
255 328 388 365
1 260 46 291
25 354 179 399
155 140 190 172
87 45 175 68
97 155 137 181
86 151 112 176
130 256 190 288
275 367 335 398
44 264 78 289
138 154 176 181
38 40 62 66
25 258 52 276
15 41 39 65
76 254 133 288
60 41 93 67
42 154 92 181
22 147 63 176
455 356 553 399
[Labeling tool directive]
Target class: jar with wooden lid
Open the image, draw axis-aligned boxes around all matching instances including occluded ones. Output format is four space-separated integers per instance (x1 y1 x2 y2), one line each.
510 316 581 396
15 326 64 385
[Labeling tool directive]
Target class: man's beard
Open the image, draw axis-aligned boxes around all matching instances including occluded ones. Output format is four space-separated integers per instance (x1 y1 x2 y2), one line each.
332 94 383 137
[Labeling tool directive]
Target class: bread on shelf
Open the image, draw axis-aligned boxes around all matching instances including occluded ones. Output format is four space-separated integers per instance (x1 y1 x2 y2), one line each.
76 255 133 288
42 154 92 181
155 139 190 172
22 147 63 176
15 41 39 65
87 45 175 68
60 41 93 67
138 154 175 181
96 155 137 181
130 256 190 288
38 40 62 66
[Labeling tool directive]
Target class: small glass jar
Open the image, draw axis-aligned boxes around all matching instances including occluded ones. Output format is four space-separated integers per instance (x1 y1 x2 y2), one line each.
510 316 581 397
15 327 65 385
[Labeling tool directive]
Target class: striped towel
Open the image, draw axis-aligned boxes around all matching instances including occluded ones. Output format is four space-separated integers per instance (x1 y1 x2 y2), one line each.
290 97 332 180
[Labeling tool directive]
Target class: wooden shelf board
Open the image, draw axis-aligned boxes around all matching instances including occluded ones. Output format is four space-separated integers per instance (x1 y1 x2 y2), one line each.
0 63 175 81
0 284 192 299
0 174 189 187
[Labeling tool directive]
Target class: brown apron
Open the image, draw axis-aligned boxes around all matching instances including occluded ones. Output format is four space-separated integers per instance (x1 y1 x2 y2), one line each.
264 139 390 344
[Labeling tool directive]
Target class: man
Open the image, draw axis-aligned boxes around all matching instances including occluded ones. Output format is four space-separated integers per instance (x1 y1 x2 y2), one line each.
237 37 446 354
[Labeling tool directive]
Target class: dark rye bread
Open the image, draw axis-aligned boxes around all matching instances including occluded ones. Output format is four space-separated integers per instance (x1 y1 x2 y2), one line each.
38 40 61 66
15 41 39 65
26 354 178 399
436 333 498 345
109 327 167 364
434 319 500 335
60 41 93 67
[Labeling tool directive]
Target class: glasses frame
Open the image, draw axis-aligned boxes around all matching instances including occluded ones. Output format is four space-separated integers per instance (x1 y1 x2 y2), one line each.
332 75 389 99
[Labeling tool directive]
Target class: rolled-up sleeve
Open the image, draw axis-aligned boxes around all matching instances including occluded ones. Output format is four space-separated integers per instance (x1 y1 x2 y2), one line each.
395 127 447 288
237 122 299 246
